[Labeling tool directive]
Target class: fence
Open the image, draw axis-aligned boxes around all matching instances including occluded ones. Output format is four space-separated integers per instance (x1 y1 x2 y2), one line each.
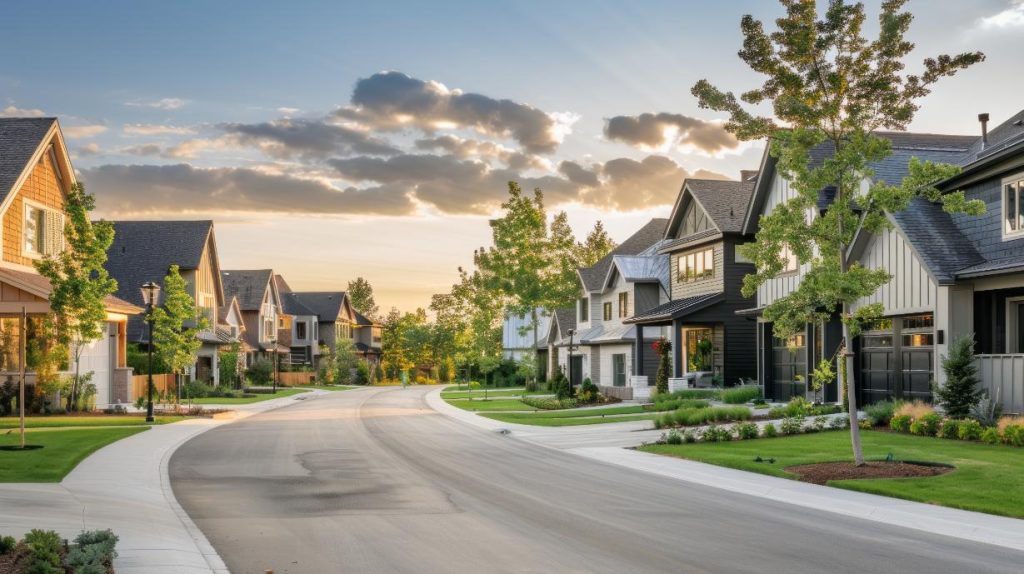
275 371 316 386
976 354 1024 415
130 373 177 401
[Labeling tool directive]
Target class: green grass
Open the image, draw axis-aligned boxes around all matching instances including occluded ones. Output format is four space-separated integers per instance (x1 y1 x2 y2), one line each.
641 430 1024 518
0 427 149 482
0 415 188 429
491 405 647 419
190 388 307 404
721 385 761 404
444 398 539 412
441 389 548 399
483 412 658 427
292 385 358 391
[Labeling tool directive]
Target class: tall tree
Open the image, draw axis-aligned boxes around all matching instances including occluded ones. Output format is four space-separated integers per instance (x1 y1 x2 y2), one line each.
151 265 209 393
577 220 617 268
35 183 118 411
347 277 380 320
692 0 984 464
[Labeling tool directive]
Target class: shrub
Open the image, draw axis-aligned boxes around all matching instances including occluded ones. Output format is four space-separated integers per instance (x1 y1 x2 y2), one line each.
828 416 848 430
66 529 118 574
246 359 274 385
767 396 840 419
939 419 961 440
910 412 942 436
24 529 63 574
1000 423 1024 447
780 416 805 435
0 535 15 555
665 429 683 445
864 400 897 426
701 425 725 442
722 385 760 404
674 406 751 426
354 361 370 385
935 334 984 418
524 381 538 392
971 392 1003 426
894 400 934 420
981 427 1001 445
655 389 722 401
858 419 873 430
550 372 571 401
576 378 600 404
683 429 697 443
957 419 983 441
736 421 759 440
889 414 912 433
762 422 778 438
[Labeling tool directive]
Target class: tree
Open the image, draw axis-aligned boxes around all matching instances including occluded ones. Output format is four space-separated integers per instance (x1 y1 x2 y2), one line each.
936 334 984 418
577 220 617 268
219 341 242 389
151 265 209 394
35 183 118 411
692 0 984 464
653 338 672 395
334 339 359 384
347 277 380 320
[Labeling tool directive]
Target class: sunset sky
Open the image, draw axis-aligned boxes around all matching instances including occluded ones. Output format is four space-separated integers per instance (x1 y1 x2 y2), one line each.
3 0 1023 311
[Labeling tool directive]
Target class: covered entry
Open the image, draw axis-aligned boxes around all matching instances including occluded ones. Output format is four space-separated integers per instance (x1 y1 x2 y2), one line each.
858 314 934 404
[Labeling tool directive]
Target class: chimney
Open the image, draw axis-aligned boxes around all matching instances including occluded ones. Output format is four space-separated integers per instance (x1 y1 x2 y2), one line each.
740 170 759 182
979 113 990 149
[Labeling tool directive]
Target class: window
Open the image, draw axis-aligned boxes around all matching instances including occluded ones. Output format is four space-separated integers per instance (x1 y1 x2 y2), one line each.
1005 176 1024 238
781 245 799 273
23 204 62 257
678 248 714 283
579 297 589 322
296 321 307 340
686 329 714 372
263 318 274 341
618 292 629 318
603 302 612 321
612 354 626 387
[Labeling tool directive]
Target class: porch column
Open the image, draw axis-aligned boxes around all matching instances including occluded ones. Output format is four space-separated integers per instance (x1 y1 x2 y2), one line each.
635 324 644 376
631 323 650 400
672 318 683 377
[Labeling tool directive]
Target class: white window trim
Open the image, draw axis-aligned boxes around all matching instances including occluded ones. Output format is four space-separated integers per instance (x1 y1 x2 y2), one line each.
1006 296 1024 353
21 199 50 260
1002 173 1024 241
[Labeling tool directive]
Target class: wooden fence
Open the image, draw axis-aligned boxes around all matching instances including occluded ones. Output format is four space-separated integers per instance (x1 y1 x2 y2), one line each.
276 371 316 386
130 374 177 401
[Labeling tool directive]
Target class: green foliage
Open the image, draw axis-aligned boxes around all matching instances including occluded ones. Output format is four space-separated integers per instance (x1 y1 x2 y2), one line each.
550 371 571 400
521 396 578 410
246 359 273 385
218 342 241 388
333 339 359 384
890 414 912 433
347 277 380 320
768 396 840 419
0 535 15 555
659 406 752 428
981 427 1001 445
958 419 984 441
354 361 370 385
762 422 778 438
1002 424 1024 447
935 334 984 418
722 385 760 404
701 425 729 443
654 389 722 402
23 529 63 574
66 529 118 574
864 400 897 426
780 416 805 435
971 392 1003 426
736 422 759 440
650 397 709 412
939 419 961 440
576 377 600 403
829 416 849 430
653 338 671 394
151 265 208 376
126 343 169 376
665 429 683 445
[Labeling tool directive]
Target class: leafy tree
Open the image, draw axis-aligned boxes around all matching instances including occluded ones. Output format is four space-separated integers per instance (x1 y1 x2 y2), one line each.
347 277 380 320
151 265 209 392
692 0 984 464
935 334 984 418
654 338 672 395
35 183 118 411
126 342 169 375
334 339 360 384
354 358 371 385
219 341 242 389
577 220 617 267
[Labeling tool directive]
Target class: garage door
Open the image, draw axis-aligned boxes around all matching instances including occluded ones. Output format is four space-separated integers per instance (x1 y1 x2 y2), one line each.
859 314 934 404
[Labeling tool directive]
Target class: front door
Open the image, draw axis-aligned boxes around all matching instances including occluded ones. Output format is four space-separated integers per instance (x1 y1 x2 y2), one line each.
569 356 583 388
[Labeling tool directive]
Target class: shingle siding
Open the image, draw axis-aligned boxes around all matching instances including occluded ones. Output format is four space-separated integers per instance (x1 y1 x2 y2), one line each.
952 176 1024 262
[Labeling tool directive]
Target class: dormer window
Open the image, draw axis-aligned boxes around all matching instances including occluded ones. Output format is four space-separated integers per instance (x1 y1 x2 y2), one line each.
679 248 714 283
23 203 62 257
603 302 612 321
1004 176 1024 239
618 292 629 318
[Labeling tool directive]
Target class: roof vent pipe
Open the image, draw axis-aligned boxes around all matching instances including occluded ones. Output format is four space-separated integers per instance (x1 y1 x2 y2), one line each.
979 113 990 149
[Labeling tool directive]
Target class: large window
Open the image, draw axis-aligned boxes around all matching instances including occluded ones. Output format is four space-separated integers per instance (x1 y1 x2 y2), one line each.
612 353 626 387
618 292 629 318
296 321 307 340
679 248 714 283
579 297 589 322
603 302 612 321
1005 176 1024 238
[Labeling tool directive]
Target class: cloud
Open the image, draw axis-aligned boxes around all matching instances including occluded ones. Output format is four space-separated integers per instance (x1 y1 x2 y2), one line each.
125 97 187 110
73 142 101 157
63 125 108 139
123 123 195 136
121 143 163 156
338 71 572 154
413 135 545 170
220 118 400 158
81 163 417 217
558 160 600 187
604 112 739 154
977 0 1024 29
163 137 236 159
0 105 46 118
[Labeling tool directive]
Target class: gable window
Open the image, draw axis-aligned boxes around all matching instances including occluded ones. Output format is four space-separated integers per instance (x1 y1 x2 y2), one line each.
618 292 629 318
679 248 715 283
24 204 62 257
603 302 612 321
263 317 274 341
296 321 307 340
579 297 589 322
1005 176 1024 238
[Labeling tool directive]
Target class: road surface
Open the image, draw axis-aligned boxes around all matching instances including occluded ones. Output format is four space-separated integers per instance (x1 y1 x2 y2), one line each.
170 386 1024 573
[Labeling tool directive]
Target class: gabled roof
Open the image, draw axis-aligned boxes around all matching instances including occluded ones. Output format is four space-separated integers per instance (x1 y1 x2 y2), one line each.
273 274 319 317
106 220 222 308
0 266 140 314
624 292 724 325
606 254 670 294
0 117 61 206
222 269 274 311
219 295 244 327
354 310 376 326
665 178 755 238
289 291 349 322
577 218 667 293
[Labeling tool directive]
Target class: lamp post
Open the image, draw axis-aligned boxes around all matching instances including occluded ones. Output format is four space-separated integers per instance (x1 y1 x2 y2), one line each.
140 281 161 423
269 335 279 393
567 328 576 396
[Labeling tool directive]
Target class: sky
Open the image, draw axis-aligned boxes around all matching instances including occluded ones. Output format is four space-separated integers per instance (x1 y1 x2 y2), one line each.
2 0 1023 311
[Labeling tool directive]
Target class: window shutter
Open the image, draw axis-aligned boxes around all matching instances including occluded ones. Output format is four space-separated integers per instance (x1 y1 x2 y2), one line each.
43 210 64 255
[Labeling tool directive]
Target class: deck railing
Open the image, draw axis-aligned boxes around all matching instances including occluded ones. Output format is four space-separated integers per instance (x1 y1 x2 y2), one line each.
976 354 1024 415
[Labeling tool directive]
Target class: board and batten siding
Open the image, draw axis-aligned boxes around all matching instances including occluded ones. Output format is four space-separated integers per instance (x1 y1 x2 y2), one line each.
853 225 936 315
756 173 811 307
670 242 725 300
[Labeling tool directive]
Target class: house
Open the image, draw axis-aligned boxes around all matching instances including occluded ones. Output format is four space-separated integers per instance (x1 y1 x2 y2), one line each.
353 310 382 368
105 220 232 385
743 118 1024 411
501 307 551 376
556 218 669 397
542 307 575 380
221 269 288 367
273 275 320 367
285 291 358 357
0 117 140 407
217 295 248 386
623 178 759 398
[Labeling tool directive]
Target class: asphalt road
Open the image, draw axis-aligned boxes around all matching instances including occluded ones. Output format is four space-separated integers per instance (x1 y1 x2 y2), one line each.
170 386 1024 574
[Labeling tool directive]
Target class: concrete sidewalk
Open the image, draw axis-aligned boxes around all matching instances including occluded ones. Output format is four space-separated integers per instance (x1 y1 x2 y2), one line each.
0 389 332 573
426 388 1024 553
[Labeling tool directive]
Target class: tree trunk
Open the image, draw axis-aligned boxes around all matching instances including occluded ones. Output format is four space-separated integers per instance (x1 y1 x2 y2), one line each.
531 308 539 385
841 306 865 466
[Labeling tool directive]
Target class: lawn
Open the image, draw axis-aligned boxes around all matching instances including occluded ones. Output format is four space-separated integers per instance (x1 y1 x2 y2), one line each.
190 388 307 404
0 415 188 429
440 389 548 399
641 430 1024 518
483 412 658 427
0 427 149 482
292 385 358 391
444 398 539 412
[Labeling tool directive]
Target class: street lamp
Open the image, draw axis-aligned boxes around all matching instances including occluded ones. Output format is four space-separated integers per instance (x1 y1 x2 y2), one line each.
567 328 576 396
269 335 279 393
140 281 161 423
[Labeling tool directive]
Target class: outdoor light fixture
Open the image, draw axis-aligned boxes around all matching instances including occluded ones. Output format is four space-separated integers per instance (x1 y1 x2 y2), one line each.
140 281 161 423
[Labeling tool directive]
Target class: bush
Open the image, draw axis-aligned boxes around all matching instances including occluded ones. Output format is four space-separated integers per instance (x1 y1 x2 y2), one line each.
722 385 760 404
939 419 961 440
354 361 370 385
864 400 897 426
674 406 751 426
522 396 578 410
550 372 571 401
1000 422 1024 447
736 422 759 440
957 419 983 441
683 429 697 443
780 416 805 435
890 414 912 433
768 396 840 419
701 425 728 442
894 400 934 420
24 529 63 574
66 529 119 574
576 378 600 404
910 413 942 436
858 419 873 430
762 422 778 438
651 397 710 412
982 427 1001 445
935 334 984 418
524 381 538 392
246 359 274 385
0 535 15 555
654 389 721 402
809 415 828 433
828 416 848 430
665 429 683 445
971 392 1003 426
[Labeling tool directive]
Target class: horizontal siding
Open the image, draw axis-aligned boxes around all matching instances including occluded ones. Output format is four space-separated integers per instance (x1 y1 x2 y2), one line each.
670 241 725 299
854 225 937 315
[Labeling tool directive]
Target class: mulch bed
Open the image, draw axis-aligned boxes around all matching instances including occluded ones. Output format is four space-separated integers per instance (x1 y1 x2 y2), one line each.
785 461 953 485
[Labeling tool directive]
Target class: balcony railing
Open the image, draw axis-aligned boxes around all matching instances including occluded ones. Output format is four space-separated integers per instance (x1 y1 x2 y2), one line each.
976 354 1024 415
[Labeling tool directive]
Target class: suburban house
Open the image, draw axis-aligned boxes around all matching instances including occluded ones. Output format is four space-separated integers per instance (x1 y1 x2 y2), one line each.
541 308 575 380
105 220 233 385
743 117 1024 412
353 310 383 368
286 291 358 357
221 269 288 368
623 177 759 398
556 218 669 396
274 275 321 368
501 308 551 377
0 117 141 407
218 295 248 386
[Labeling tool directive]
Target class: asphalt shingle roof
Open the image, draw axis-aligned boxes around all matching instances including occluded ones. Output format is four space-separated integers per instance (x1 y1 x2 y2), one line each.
624 293 723 325
290 292 347 322
578 218 667 292
106 221 214 308
686 179 755 233
222 270 274 311
0 118 55 205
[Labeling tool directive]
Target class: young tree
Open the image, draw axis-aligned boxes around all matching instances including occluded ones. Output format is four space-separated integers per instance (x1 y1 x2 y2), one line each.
653 338 672 395
151 265 209 394
334 339 359 384
347 277 380 320
935 335 984 418
692 0 984 464
577 220 617 268
35 183 118 411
